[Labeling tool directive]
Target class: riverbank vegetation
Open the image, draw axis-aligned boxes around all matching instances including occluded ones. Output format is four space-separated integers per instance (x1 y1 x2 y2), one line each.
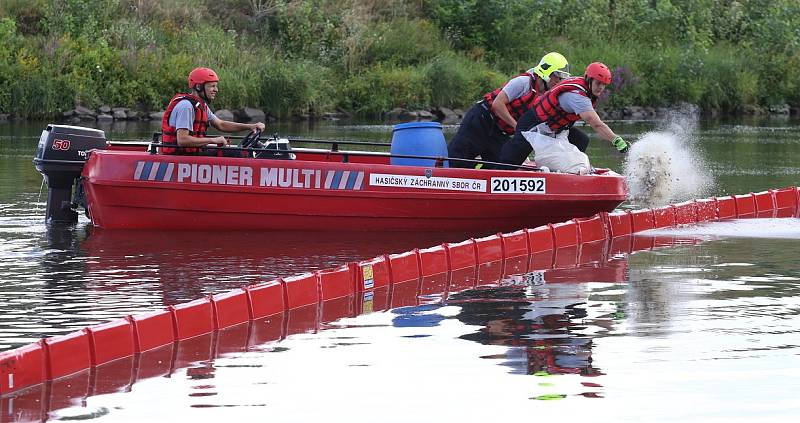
1 0 799 120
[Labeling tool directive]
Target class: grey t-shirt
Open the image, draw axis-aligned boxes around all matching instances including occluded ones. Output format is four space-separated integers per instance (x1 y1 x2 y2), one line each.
534 91 594 136
501 74 535 101
168 99 218 131
557 92 594 114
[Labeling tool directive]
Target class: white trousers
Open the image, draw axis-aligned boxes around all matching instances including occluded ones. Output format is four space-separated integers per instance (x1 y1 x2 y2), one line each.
522 128 591 174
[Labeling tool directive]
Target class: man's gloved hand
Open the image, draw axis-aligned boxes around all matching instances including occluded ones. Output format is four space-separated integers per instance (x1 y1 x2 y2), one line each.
611 136 630 153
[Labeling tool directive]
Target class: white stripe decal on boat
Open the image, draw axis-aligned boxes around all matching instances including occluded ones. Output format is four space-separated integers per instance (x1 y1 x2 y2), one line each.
338 171 350 189
164 163 174 181
147 163 160 180
353 171 364 190
324 170 335 189
134 161 145 180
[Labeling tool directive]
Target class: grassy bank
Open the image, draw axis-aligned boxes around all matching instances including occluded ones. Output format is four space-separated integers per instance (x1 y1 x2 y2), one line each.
1 0 799 120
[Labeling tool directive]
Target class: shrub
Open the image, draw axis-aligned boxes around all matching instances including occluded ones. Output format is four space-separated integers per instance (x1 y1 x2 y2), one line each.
259 58 336 117
356 19 449 67
0 0 50 36
424 53 501 108
3 0 800 118
341 65 430 116
8 71 74 118
265 0 346 66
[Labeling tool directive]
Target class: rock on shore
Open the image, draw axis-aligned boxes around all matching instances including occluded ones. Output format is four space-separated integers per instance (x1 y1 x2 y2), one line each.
32 101 797 126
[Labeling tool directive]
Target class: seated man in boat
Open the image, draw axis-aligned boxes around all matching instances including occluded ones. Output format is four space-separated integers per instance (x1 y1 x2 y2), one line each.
497 62 630 174
160 67 265 156
447 52 590 169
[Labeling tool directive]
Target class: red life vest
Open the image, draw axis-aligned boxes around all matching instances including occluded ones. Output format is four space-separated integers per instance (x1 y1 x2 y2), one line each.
160 93 209 154
533 77 597 133
483 72 541 135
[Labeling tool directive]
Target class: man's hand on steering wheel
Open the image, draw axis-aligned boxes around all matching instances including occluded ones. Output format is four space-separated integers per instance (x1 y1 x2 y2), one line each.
240 128 263 149
250 122 266 132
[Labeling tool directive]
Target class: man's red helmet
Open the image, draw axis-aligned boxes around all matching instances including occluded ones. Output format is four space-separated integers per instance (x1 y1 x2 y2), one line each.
584 62 612 85
188 67 219 88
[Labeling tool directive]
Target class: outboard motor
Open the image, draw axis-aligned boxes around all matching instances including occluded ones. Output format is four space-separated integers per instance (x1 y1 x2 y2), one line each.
33 124 107 224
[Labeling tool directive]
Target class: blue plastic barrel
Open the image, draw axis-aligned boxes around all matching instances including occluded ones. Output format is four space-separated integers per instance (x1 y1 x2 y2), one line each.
390 122 449 167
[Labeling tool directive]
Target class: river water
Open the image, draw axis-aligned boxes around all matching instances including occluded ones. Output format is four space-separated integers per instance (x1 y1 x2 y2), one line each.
1 117 799 422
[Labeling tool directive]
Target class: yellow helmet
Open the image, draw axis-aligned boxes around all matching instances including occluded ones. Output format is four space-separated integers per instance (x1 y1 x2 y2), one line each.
530 52 570 82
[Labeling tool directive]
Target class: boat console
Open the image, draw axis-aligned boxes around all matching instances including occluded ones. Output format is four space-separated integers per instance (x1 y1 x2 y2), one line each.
254 137 296 160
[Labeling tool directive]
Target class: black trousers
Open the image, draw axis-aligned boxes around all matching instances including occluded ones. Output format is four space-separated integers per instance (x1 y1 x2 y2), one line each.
447 102 511 168
497 109 590 167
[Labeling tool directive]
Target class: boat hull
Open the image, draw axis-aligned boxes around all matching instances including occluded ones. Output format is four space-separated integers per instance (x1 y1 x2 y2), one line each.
82 150 627 232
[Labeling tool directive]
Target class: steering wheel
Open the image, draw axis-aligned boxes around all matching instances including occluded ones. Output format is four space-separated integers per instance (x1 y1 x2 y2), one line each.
239 129 262 149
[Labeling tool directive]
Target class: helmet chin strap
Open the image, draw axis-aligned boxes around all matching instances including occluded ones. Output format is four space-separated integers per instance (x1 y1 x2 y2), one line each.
584 76 598 101
194 83 211 102
536 74 551 91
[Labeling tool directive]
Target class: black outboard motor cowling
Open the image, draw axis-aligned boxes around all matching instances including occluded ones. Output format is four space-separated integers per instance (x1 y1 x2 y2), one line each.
33 124 107 224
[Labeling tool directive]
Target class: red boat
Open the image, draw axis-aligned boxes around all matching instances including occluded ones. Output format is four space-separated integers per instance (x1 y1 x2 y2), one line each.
34 124 628 232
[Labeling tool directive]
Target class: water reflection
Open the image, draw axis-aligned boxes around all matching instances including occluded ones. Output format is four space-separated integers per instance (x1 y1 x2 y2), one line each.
9 229 800 422
0 227 471 350
381 235 712 382
445 256 627 378
80 228 472 305
42 225 88 285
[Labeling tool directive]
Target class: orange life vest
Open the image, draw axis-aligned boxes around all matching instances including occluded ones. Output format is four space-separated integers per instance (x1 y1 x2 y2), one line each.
533 77 597 133
483 72 541 135
160 93 209 154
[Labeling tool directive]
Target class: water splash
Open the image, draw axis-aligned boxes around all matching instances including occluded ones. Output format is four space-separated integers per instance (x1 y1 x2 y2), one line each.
645 218 800 240
37 176 46 215
624 109 713 207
